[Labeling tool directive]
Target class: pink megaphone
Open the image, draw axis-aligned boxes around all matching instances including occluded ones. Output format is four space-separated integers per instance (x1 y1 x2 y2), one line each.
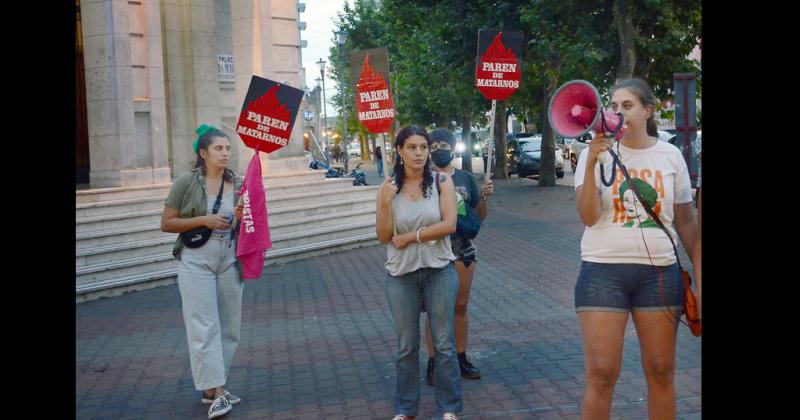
547 80 626 141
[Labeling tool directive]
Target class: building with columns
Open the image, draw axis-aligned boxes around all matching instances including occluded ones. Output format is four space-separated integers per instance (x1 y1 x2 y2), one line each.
76 0 314 188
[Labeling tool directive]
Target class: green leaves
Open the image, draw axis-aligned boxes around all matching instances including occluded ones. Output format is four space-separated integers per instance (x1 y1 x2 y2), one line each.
328 0 700 133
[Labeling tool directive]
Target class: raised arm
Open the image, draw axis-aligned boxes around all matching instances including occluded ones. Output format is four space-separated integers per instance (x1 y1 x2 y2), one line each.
375 177 397 244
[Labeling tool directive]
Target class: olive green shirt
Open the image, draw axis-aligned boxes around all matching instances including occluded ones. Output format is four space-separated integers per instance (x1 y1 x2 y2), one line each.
164 167 244 260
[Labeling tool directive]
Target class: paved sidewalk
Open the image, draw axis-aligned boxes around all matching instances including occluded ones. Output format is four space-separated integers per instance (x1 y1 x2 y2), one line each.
76 177 701 419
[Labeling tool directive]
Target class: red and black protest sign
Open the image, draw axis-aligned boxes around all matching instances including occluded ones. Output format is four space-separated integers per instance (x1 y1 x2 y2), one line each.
236 76 304 153
350 47 396 134
475 30 524 101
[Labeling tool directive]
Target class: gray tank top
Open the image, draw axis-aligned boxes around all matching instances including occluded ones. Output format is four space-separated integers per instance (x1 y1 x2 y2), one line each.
386 174 456 276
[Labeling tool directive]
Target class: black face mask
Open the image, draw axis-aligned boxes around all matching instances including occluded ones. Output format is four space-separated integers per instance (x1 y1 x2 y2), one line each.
431 150 454 168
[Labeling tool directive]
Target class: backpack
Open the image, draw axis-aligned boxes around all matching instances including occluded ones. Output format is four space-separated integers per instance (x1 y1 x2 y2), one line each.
435 172 481 239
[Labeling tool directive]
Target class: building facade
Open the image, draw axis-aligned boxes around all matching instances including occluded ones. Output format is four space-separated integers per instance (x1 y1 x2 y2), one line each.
76 0 313 188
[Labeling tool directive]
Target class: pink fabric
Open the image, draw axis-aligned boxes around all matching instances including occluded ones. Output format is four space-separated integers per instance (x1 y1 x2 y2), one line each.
236 151 272 279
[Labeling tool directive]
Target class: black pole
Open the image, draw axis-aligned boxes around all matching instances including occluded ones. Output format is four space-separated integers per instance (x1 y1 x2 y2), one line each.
339 44 349 174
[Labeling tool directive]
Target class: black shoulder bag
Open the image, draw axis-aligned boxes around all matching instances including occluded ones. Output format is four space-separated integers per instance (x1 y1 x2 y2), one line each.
180 176 224 248
435 172 481 239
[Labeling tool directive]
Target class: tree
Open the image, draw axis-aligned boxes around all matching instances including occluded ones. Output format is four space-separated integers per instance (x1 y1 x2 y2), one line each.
518 1 613 185
520 0 701 186
379 1 495 166
329 0 386 160
612 0 702 97
329 0 701 183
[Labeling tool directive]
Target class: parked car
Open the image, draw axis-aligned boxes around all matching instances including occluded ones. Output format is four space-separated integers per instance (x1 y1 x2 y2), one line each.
347 141 361 158
567 133 593 172
692 130 701 186
658 129 676 143
693 130 702 156
555 136 573 160
506 133 565 178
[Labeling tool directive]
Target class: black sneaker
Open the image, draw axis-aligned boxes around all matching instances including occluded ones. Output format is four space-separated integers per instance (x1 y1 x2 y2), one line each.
207 395 232 419
457 352 481 379
426 357 435 386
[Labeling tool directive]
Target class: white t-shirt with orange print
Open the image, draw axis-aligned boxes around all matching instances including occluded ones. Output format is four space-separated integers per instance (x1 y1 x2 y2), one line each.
574 140 692 266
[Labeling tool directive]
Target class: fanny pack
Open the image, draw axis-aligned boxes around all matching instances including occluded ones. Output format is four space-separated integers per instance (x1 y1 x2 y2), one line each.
180 176 224 248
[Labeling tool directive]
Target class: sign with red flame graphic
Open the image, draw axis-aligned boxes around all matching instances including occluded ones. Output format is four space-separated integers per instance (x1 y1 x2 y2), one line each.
475 30 524 101
351 47 395 133
236 76 304 153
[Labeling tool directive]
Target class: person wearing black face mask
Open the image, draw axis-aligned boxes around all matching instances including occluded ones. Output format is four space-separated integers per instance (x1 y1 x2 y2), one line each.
424 128 494 386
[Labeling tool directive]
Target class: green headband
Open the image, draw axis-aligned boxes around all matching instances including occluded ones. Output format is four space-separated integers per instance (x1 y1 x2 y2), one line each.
193 124 218 153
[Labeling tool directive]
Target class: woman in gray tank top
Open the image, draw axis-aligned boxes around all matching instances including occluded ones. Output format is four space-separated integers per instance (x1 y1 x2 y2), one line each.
376 125 464 420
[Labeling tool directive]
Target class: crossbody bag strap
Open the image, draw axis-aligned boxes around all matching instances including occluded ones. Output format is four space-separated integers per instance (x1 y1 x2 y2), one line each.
390 175 398 237
211 175 225 214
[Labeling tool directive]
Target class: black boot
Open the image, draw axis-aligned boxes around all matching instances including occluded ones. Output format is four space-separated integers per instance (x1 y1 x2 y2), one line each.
426 357 435 386
458 352 481 379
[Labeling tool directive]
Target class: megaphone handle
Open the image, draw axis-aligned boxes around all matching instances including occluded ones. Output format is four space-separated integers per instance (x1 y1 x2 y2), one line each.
599 147 620 187
599 147 631 187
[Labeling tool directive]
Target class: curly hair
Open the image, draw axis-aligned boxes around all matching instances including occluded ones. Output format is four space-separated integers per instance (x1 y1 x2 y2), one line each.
392 125 434 198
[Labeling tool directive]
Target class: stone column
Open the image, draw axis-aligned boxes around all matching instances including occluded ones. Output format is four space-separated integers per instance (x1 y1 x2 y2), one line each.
161 0 223 178
231 0 307 176
81 0 171 188
145 1 171 181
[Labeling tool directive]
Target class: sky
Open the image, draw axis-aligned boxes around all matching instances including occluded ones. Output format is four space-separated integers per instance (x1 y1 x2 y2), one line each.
300 0 350 117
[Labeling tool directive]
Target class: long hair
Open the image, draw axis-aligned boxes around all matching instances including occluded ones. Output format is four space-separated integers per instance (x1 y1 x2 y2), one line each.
612 78 659 137
392 125 433 197
194 128 234 182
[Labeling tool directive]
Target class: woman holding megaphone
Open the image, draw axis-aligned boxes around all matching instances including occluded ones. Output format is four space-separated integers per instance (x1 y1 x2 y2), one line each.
572 79 697 419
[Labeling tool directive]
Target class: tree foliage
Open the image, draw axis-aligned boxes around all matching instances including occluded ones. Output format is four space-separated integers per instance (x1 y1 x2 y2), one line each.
328 0 701 181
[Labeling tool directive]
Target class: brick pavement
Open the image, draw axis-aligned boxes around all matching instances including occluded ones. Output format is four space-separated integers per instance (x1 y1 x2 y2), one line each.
76 177 701 419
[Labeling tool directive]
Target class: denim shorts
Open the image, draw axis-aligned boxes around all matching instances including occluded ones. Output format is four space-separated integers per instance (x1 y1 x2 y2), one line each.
574 261 684 313
450 236 476 265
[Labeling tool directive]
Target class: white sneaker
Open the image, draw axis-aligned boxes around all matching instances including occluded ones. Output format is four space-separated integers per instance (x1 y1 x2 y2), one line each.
207 395 232 419
202 390 241 405
442 413 459 420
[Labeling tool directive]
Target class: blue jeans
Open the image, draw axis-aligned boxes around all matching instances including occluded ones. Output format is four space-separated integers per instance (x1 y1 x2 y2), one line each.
377 158 383 177
385 264 463 416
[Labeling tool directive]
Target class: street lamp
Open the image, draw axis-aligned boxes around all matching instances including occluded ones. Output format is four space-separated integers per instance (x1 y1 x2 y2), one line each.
315 59 329 160
314 77 324 161
335 29 349 173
